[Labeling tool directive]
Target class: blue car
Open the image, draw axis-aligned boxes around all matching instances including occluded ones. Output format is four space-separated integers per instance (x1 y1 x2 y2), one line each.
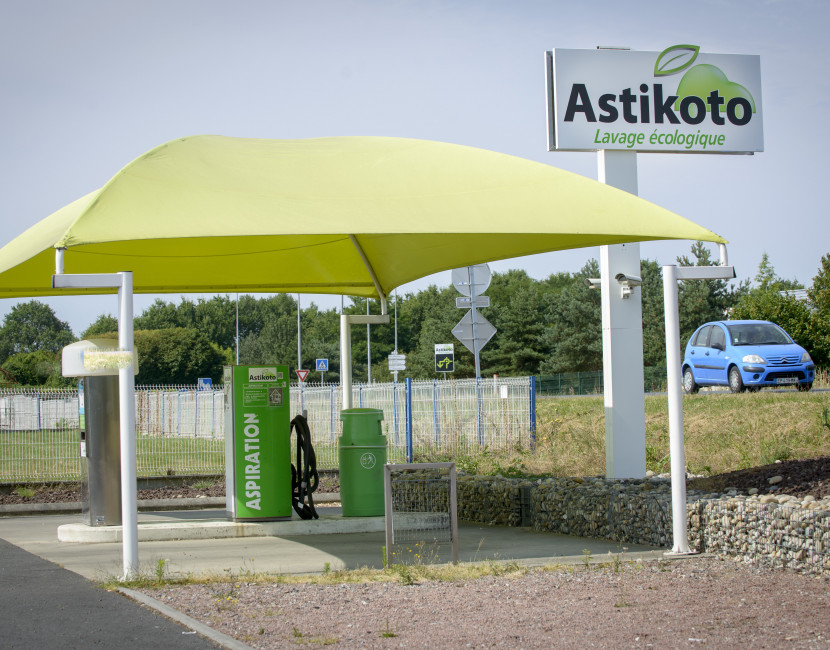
682 320 814 393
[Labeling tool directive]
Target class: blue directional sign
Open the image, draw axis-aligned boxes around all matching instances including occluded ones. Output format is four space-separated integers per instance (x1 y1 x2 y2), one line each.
197 377 212 391
316 359 329 372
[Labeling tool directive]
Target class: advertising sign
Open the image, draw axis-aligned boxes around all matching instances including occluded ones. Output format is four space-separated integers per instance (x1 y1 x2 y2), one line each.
434 343 455 373
546 45 763 153
231 365 291 520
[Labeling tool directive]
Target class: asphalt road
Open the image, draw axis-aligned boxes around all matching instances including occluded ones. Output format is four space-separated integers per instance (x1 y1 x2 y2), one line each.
0 537 220 649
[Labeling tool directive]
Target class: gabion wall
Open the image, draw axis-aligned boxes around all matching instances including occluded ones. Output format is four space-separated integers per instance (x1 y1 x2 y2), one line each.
398 472 830 574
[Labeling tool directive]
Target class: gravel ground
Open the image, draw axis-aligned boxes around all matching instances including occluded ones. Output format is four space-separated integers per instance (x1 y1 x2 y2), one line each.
141 556 830 649
5 460 829 647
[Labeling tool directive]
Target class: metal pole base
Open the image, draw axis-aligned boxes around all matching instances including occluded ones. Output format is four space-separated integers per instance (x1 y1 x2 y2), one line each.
663 549 700 558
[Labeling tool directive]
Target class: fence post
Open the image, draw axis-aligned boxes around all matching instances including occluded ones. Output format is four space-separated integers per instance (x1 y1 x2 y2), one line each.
36 391 41 431
358 383 363 408
476 377 483 448
211 389 216 439
405 377 413 463
330 383 336 442
529 375 536 450
432 380 441 445
392 380 399 446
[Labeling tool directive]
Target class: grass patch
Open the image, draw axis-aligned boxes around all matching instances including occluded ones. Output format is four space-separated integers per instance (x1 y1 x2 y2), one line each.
417 390 830 477
107 555 539 592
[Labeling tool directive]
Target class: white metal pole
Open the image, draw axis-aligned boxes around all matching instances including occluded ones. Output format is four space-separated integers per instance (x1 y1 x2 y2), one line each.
663 264 691 554
297 294 302 371
393 290 399 383
367 300 371 384
117 271 139 579
341 314 352 409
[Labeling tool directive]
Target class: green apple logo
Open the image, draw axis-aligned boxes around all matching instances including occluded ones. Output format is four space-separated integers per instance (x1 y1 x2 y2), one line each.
674 64 756 115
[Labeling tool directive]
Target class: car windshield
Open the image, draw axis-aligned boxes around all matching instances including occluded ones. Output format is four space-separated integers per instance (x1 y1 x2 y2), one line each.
726 323 792 346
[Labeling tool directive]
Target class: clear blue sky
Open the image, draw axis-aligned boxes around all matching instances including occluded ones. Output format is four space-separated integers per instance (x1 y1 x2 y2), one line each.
1 0 827 334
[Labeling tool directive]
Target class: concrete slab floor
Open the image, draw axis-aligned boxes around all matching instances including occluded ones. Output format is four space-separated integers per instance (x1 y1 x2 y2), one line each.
0 505 666 581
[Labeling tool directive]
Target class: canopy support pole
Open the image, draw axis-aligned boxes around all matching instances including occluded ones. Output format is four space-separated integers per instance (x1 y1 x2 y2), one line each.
51 269 138 580
663 258 735 556
340 310 390 409
348 235 387 314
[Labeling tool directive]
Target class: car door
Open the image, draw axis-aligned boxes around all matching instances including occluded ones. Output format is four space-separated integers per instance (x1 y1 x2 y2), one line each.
686 325 713 381
706 324 729 385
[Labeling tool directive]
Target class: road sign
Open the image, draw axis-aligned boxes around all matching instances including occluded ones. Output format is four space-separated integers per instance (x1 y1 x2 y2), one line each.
452 310 496 354
456 296 490 309
388 353 406 372
316 359 328 372
434 343 454 373
296 369 310 382
452 264 491 297
197 377 212 391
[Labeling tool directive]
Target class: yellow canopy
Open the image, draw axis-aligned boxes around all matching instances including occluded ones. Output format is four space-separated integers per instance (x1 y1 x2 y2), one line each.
0 135 725 299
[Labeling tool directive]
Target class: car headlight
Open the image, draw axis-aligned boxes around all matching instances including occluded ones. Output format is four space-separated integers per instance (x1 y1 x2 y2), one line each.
742 354 766 364
802 352 812 363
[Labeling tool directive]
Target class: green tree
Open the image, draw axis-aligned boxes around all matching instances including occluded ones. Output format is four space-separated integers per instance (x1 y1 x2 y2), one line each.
135 328 225 385
80 314 118 339
96 328 225 384
676 242 746 345
808 253 830 316
133 298 184 331
483 274 546 375
753 252 802 291
539 260 602 373
0 301 75 362
1 350 68 386
640 259 667 368
730 290 821 358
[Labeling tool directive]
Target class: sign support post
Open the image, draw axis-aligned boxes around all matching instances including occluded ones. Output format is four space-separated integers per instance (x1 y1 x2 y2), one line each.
598 150 646 479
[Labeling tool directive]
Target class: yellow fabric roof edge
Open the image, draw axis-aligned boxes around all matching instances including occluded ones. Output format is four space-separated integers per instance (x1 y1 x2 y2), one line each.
45 135 726 247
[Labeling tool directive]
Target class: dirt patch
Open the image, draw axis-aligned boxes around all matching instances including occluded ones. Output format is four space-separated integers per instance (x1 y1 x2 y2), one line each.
4 457 829 505
689 455 830 499
141 557 830 648
0 473 340 505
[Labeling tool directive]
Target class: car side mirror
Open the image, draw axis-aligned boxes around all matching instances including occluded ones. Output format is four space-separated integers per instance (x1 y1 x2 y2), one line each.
712 342 725 352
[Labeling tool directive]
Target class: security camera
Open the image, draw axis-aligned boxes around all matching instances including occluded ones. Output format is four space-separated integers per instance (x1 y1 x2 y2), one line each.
614 273 642 287
584 278 601 289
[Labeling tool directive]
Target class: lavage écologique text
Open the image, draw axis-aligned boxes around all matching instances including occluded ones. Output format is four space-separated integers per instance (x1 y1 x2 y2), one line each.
593 129 727 150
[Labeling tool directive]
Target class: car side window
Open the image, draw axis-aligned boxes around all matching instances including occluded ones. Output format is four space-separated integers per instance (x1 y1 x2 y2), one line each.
692 326 711 347
709 326 726 351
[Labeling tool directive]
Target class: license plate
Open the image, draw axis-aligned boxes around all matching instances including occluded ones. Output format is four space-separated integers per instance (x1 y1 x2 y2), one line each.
775 377 797 385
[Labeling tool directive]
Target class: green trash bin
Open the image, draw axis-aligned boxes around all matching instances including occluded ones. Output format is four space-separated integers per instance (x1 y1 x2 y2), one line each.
339 408 386 517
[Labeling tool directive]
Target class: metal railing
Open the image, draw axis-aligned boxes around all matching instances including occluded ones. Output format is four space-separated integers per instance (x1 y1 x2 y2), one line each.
0 377 536 482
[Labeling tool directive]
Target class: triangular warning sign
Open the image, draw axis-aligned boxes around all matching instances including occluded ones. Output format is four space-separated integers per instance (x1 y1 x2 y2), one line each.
296 369 310 382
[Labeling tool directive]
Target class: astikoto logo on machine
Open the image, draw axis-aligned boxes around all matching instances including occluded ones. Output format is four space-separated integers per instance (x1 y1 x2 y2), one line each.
248 367 279 382
546 44 763 154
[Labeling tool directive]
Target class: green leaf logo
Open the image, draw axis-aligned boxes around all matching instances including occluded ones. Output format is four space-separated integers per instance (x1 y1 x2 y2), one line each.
654 44 700 77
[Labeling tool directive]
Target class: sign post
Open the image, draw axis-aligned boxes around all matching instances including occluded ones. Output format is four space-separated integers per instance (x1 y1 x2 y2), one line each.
451 264 495 447
545 44 762 480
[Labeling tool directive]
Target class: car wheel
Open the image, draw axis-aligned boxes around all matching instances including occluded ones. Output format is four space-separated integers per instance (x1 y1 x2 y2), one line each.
728 366 745 393
797 382 813 392
683 368 699 394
